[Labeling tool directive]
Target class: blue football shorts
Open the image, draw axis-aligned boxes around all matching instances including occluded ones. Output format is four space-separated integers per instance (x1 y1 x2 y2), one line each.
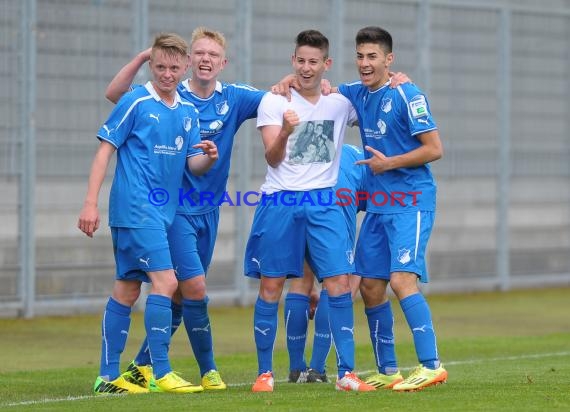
111 227 173 282
168 209 219 281
244 189 355 279
355 210 435 283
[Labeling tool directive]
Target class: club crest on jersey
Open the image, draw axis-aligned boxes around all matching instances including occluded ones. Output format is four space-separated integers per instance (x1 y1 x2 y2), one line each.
409 95 429 118
397 248 411 264
381 97 392 113
216 100 229 115
183 117 192 132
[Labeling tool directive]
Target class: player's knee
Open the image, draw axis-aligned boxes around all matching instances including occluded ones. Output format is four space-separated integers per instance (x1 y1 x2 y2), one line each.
153 276 179 297
323 275 350 297
389 272 419 299
359 278 388 305
112 282 141 306
179 277 207 300
259 278 284 302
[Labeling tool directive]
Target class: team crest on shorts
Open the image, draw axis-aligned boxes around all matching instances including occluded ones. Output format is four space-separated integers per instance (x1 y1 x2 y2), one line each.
346 250 355 265
397 248 411 265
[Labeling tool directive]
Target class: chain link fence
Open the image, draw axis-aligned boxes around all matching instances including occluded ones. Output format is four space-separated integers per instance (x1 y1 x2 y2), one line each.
1 0 569 317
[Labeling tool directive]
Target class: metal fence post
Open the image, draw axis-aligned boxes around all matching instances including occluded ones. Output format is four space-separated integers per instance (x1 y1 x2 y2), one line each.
234 0 253 306
329 0 344 85
497 7 511 291
19 0 37 318
133 0 149 82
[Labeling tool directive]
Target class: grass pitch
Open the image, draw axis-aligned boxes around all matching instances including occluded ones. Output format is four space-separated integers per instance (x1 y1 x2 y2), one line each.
1 288 569 411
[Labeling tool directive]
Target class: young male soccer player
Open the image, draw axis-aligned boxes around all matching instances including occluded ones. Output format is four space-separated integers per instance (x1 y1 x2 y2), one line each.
245 29 375 393
285 144 366 384
78 32 218 395
337 26 447 391
105 27 266 391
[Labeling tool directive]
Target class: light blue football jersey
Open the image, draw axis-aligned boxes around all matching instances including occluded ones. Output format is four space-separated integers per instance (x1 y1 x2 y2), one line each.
335 144 366 231
176 80 266 214
98 82 202 229
338 80 438 213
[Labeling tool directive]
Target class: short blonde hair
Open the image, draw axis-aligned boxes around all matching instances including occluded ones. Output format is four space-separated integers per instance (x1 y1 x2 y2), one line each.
151 32 189 59
191 27 227 50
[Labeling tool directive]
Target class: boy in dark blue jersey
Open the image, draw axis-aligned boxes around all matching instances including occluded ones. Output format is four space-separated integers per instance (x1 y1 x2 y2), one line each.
78 32 218 395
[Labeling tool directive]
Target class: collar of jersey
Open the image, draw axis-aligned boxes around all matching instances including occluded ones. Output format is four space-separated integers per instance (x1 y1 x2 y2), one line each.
181 78 223 97
144 81 182 105
369 78 391 94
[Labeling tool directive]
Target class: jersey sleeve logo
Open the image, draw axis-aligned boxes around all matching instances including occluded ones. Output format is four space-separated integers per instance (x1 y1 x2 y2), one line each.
409 95 429 118
183 117 192 131
381 97 392 113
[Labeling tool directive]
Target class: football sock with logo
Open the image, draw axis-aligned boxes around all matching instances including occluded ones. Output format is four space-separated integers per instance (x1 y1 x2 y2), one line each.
400 293 439 369
100 297 131 380
134 300 182 367
183 297 216 375
365 301 398 375
145 294 173 379
254 296 278 375
328 292 354 378
309 289 331 374
284 293 309 372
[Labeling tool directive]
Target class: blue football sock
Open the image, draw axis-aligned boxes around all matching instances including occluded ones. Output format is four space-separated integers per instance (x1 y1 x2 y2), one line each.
328 292 354 378
365 301 398 375
145 294 173 379
134 300 182 367
400 293 440 369
134 340 151 367
309 289 331 374
253 297 278 375
171 301 183 334
284 293 309 372
182 297 216 375
99 297 131 380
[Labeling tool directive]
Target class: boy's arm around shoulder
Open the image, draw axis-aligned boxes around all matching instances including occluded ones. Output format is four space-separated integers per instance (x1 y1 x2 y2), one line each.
105 48 151 104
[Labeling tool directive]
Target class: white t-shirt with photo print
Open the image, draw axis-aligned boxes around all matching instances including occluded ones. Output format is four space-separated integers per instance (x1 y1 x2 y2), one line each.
256 89 357 194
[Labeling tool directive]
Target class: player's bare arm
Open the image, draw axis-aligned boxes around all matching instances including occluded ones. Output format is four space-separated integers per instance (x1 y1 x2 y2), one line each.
77 141 116 237
274 71 411 101
187 139 219 175
105 48 152 103
271 75 332 101
356 130 442 175
262 109 299 168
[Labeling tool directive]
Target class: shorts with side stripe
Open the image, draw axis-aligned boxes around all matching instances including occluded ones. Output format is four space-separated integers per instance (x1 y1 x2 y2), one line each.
244 189 355 280
355 211 434 283
168 209 219 281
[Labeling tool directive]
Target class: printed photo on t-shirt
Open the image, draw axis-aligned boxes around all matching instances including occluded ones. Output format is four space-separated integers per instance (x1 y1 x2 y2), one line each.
287 120 335 165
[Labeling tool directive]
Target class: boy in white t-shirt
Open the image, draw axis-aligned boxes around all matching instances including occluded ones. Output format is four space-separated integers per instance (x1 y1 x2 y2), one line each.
244 29 375 393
